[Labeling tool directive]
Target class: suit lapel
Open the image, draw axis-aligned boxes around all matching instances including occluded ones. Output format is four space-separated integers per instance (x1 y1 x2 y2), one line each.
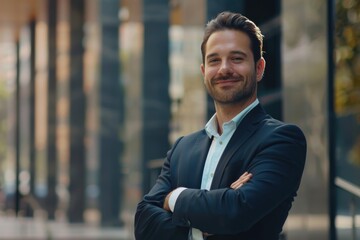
189 130 212 189
210 105 267 189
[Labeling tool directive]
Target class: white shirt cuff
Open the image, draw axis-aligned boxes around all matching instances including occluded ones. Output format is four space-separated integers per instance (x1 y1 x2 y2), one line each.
168 187 187 212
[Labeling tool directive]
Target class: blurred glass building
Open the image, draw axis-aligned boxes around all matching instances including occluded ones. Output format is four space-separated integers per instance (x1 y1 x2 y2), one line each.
0 0 359 239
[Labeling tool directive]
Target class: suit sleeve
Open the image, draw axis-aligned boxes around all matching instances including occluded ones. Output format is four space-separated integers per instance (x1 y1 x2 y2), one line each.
171 124 306 235
134 138 189 240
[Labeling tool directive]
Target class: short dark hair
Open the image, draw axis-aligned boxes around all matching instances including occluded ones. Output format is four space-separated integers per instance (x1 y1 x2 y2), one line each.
201 11 264 64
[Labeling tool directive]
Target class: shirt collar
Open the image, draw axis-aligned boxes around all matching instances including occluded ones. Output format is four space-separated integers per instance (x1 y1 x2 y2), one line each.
205 99 259 138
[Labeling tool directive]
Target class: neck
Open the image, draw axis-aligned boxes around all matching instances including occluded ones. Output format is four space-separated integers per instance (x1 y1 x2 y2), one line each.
215 97 256 133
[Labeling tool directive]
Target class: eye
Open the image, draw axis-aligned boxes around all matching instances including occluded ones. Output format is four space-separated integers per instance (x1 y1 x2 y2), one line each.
232 57 243 62
208 58 220 64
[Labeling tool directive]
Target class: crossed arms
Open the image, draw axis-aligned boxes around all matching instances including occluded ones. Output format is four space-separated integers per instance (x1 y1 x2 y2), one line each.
163 171 252 238
135 171 253 240
134 124 306 239
163 171 252 211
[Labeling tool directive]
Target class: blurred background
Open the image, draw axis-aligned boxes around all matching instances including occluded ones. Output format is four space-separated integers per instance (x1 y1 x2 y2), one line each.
0 0 359 239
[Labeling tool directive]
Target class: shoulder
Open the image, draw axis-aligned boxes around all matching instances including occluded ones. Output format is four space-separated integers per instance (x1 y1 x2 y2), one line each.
260 116 306 146
249 104 304 135
173 129 208 145
167 129 209 157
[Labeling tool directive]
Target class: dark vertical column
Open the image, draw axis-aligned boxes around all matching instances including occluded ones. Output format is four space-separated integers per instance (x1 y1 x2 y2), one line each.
142 0 171 193
327 0 336 239
99 0 124 227
46 0 58 220
205 0 245 120
27 19 36 217
15 39 21 216
67 0 86 223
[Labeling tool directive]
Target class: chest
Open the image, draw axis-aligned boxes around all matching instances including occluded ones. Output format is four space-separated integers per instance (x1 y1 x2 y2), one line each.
170 137 259 189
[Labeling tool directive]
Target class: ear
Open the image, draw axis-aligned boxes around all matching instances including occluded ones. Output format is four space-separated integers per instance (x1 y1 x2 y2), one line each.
256 57 266 82
200 63 205 77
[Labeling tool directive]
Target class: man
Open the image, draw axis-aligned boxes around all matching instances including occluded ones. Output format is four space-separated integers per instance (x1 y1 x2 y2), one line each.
134 11 306 240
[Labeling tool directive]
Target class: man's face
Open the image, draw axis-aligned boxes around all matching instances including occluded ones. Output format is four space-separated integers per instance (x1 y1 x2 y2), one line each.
201 30 265 106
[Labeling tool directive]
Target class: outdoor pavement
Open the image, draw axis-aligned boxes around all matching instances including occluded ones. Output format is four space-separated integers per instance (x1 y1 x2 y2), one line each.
0 216 133 240
1 213 357 240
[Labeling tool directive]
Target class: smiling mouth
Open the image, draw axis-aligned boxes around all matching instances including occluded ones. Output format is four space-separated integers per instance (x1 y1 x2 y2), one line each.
214 78 242 85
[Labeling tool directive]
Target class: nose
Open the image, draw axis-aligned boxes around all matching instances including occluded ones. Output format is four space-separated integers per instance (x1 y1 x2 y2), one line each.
218 60 232 74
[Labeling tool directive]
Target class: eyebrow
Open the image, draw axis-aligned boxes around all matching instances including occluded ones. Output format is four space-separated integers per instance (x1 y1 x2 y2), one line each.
231 50 248 57
206 50 248 61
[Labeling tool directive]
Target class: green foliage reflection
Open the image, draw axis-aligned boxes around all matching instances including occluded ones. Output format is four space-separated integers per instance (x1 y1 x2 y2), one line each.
335 0 360 114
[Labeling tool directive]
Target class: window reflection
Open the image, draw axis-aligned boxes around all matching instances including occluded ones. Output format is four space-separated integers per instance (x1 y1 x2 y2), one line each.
335 0 360 238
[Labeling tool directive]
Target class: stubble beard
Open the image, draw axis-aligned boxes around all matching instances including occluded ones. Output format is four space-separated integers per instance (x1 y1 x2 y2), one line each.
206 76 257 105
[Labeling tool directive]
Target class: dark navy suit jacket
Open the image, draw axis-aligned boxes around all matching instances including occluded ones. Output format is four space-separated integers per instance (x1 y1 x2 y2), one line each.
135 105 306 240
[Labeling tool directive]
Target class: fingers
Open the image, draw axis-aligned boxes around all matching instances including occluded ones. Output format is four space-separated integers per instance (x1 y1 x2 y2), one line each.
230 172 252 189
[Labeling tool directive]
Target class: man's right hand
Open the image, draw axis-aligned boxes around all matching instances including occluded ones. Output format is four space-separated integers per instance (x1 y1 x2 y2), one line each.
163 191 172 211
